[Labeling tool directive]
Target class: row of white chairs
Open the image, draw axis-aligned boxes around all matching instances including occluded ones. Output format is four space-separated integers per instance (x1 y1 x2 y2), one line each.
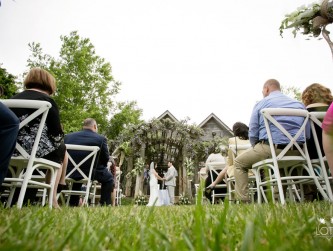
0 99 122 208
195 108 332 205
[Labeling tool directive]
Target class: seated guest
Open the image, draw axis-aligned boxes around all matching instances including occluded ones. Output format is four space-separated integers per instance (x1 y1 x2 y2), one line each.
323 103 333 178
301 83 333 159
0 88 20 186
10 68 67 208
207 122 251 190
234 79 308 202
302 83 332 200
108 156 118 206
64 118 114 206
204 146 227 203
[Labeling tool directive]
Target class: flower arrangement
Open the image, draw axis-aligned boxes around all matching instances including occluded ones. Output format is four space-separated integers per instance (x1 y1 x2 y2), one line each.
178 193 191 205
134 194 148 205
184 157 194 177
126 157 145 178
280 0 333 38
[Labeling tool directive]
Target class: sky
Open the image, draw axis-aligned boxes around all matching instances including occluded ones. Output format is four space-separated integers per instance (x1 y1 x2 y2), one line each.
1 0 333 129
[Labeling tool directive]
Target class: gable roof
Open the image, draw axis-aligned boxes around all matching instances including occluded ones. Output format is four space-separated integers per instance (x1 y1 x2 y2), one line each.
157 110 179 122
198 113 233 135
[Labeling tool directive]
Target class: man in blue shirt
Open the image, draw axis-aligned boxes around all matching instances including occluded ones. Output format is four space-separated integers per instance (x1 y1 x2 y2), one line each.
234 79 308 202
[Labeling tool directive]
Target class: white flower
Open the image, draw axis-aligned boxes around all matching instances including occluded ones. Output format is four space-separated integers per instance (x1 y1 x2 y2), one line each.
319 218 325 224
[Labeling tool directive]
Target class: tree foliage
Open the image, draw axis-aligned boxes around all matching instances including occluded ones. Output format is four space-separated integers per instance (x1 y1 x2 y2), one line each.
0 65 18 98
107 101 143 140
281 85 302 101
26 31 121 133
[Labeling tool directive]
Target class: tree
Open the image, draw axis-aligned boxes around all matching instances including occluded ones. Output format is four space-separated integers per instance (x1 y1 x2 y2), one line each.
280 0 333 59
107 101 143 141
26 31 121 133
0 65 18 98
281 85 302 101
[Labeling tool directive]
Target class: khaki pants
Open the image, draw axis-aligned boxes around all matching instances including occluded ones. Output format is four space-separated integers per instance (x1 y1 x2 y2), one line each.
234 142 299 201
167 186 175 204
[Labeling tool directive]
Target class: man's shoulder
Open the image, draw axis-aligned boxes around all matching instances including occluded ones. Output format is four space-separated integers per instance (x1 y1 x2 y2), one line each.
262 92 305 110
65 130 106 144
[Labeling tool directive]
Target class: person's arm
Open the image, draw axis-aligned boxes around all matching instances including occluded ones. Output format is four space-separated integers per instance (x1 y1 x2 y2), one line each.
99 136 110 167
323 131 333 177
249 102 262 146
153 169 163 180
164 168 175 181
322 103 333 177
46 98 64 144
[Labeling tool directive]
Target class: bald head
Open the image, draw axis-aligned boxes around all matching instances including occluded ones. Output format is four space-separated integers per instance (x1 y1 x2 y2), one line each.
262 79 281 97
83 118 98 132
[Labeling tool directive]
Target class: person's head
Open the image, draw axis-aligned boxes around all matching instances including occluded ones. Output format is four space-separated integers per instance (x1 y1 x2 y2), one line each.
301 83 333 107
262 79 281 98
232 122 249 140
83 118 98 132
168 161 173 167
24 67 57 95
209 145 220 154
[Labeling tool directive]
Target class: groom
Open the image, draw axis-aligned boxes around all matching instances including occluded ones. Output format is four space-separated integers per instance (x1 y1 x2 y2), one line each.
163 161 177 205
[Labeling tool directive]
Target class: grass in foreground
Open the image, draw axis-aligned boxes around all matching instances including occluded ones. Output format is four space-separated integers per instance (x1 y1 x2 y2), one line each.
0 200 332 251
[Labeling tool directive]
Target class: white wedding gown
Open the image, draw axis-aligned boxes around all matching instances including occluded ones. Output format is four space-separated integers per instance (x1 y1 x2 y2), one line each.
147 169 163 206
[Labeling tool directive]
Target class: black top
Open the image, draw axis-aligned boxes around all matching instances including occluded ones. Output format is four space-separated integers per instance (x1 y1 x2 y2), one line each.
10 90 64 160
307 105 329 159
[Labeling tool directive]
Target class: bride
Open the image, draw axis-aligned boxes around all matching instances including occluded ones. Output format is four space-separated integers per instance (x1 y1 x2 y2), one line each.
147 161 164 206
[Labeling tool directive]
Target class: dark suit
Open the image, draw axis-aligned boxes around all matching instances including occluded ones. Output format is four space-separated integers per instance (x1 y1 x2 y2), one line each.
65 129 114 206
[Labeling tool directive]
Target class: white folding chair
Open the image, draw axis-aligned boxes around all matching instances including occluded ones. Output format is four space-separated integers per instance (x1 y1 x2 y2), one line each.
252 108 329 205
1 99 61 209
194 168 207 204
58 144 100 207
226 144 256 202
207 161 228 204
91 168 122 206
309 111 333 201
115 170 122 206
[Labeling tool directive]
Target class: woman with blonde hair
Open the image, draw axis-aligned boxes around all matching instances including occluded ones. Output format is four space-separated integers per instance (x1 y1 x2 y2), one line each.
301 83 333 200
302 83 333 159
302 83 333 108
10 67 67 208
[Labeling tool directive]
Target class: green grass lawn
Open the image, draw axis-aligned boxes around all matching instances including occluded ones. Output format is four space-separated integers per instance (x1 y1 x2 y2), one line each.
0 200 332 251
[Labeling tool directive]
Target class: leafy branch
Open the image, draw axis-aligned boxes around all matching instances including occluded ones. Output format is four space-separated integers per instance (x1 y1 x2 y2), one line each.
280 0 333 59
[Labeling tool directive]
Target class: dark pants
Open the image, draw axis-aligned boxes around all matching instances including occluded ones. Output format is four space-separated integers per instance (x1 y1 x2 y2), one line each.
0 103 19 186
69 168 114 206
204 172 227 203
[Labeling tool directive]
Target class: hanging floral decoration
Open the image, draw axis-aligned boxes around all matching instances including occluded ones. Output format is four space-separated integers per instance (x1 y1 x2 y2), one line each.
280 0 333 38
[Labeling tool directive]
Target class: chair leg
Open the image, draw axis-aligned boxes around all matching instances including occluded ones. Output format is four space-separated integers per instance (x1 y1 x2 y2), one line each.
48 168 58 209
17 177 30 209
6 185 16 208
